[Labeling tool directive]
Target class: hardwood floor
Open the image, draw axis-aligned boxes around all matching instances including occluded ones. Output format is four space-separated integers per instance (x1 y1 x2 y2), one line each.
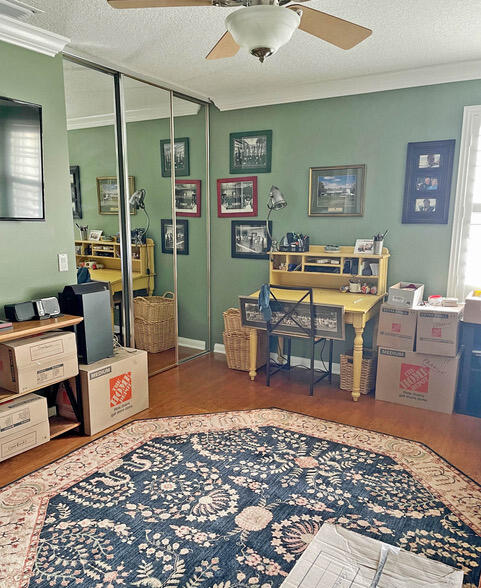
147 345 202 375
1 352 480 487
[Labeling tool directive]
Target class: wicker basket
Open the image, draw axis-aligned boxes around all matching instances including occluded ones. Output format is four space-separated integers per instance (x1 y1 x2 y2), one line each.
340 349 377 394
223 329 267 371
134 293 175 322
133 293 176 353
223 308 244 334
134 317 176 353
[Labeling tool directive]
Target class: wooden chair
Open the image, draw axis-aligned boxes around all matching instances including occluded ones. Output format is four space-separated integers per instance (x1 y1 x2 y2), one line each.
265 284 333 396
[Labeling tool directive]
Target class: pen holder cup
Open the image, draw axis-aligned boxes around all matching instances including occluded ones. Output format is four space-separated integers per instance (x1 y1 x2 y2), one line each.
373 240 383 255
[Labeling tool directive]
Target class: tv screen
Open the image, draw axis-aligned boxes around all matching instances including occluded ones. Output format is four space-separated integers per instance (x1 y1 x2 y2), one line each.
0 96 44 221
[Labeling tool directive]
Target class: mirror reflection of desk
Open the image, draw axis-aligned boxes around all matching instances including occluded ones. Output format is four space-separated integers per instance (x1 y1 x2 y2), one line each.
75 238 155 296
243 246 390 401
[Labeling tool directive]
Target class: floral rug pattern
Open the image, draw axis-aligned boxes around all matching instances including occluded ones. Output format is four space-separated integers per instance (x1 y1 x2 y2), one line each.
0 409 480 587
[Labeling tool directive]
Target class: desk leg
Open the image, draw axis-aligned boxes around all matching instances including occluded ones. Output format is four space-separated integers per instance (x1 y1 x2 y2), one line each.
277 336 284 364
352 316 365 402
249 329 258 381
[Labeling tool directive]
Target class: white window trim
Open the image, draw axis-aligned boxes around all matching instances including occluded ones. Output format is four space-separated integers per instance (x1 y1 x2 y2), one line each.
447 105 481 298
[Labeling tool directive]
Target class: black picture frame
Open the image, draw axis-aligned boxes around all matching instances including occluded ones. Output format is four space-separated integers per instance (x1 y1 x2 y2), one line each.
239 296 345 341
309 164 365 217
161 218 189 255
402 139 455 224
231 220 272 259
230 130 272 174
70 165 82 219
160 137 190 177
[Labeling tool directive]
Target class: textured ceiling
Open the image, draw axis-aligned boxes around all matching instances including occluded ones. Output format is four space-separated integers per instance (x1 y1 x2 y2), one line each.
27 0 481 110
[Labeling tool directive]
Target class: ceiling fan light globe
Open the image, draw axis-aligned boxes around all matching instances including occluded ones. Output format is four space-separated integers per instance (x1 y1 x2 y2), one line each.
226 5 300 60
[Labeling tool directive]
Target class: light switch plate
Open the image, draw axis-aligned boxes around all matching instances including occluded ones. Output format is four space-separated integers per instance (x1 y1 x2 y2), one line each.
58 253 69 272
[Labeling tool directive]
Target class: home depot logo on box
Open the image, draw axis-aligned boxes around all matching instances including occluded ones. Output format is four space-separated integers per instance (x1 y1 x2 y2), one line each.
432 327 442 338
392 323 401 333
400 363 430 393
109 372 132 407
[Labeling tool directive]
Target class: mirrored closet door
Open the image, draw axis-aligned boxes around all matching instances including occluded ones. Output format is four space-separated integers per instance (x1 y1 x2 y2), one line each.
172 96 210 362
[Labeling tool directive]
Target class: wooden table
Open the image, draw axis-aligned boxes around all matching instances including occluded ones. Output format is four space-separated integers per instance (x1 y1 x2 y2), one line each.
89 268 152 296
246 287 384 401
0 314 84 438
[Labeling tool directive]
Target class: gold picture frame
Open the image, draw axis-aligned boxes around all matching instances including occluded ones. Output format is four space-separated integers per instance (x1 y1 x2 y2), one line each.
97 176 136 215
308 165 365 217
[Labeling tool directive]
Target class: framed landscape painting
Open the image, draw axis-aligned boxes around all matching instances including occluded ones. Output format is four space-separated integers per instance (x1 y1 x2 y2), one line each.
309 165 365 217
97 176 136 215
230 130 272 174
402 139 455 224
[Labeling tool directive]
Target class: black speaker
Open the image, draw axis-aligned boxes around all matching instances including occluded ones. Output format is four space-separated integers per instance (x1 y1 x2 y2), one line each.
59 282 113 364
4 302 36 322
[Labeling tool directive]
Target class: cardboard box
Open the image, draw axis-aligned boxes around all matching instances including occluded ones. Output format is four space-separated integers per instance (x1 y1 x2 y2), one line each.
0 331 78 394
282 523 463 588
377 304 417 351
387 282 424 309
375 347 460 414
0 393 50 461
79 347 148 435
415 305 463 357
463 291 481 324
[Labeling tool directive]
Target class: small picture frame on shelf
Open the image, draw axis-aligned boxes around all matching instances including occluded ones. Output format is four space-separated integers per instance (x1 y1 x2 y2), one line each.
160 137 190 177
230 130 272 174
354 239 374 254
217 177 258 217
402 139 455 224
97 176 136 215
88 229 103 241
175 180 201 217
231 220 272 259
161 219 189 255
309 165 365 217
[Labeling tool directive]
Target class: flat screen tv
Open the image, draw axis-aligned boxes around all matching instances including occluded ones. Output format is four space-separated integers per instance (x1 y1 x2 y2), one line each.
0 96 44 221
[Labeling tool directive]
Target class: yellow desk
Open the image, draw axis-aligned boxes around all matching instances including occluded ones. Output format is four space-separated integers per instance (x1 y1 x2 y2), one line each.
246 287 384 402
89 268 153 296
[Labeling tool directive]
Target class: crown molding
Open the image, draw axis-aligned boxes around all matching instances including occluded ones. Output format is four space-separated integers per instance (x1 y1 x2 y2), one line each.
0 14 69 56
67 102 201 130
212 58 481 111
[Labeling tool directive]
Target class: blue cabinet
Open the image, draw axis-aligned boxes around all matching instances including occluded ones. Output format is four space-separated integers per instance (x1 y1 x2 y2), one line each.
456 321 481 417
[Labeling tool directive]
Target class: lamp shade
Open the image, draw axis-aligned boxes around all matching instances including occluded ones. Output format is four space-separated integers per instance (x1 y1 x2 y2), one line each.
268 185 287 210
226 6 300 61
129 188 146 209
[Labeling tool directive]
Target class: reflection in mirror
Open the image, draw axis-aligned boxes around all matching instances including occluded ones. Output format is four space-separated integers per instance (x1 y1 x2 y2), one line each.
172 97 210 362
63 58 124 343
123 78 176 375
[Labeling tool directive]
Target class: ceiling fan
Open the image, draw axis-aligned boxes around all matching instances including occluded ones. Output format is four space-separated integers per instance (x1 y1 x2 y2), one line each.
106 0 372 63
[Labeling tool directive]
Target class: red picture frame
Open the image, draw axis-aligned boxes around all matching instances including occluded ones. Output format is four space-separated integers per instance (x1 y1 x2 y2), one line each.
217 176 258 218
175 180 201 217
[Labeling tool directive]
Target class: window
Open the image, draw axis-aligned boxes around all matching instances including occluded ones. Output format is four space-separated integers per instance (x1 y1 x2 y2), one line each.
448 106 481 298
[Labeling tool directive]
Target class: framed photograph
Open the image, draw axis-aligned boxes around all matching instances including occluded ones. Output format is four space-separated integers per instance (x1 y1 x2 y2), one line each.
402 140 455 224
161 219 189 255
97 176 136 215
230 130 272 174
88 229 103 241
231 220 272 259
217 176 258 217
70 166 82 219
175 180 201 217
239 296 345 341
160 137 190 177
354 239 374 254
309 165 366 216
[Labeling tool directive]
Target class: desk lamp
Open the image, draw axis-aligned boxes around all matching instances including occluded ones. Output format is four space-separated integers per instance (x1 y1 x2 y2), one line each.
266 185 287 240
129 189 150 243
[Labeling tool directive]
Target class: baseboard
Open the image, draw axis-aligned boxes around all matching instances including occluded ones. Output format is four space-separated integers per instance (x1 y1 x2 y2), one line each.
178 337 206 350
213 344 340 375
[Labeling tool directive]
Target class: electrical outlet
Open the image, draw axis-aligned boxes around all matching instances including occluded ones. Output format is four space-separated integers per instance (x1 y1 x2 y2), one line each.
58 253 69 272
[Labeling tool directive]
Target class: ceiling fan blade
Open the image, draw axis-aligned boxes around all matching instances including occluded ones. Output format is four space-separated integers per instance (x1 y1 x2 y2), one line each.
107 0 212 8
288 5 371 50
206 31 240 60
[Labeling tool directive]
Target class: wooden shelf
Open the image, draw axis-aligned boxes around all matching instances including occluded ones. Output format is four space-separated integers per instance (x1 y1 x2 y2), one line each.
49 416 80 439
0 314 83 344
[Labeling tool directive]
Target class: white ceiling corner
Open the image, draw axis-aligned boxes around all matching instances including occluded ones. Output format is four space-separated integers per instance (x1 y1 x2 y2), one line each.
0 13 68 56
21 0 481 110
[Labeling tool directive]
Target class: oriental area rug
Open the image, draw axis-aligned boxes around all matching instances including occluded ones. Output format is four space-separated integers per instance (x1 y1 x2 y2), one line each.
1 409 480 588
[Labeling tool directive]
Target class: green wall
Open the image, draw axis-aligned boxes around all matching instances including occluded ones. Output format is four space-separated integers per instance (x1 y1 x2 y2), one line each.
209 80 481 353
0 42 76 313
68 109 208 342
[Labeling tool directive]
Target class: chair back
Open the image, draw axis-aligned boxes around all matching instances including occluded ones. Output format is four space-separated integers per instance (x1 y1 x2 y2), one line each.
266 284 315 338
